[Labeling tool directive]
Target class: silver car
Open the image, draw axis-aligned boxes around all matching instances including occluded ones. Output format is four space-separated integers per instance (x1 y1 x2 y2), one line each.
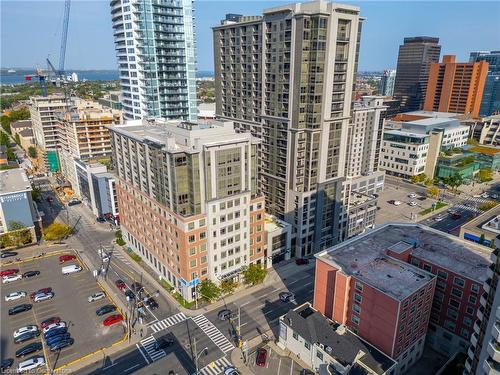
88 291 106 303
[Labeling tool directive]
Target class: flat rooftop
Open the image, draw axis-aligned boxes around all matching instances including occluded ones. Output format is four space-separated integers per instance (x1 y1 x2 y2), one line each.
10 120 32 129
112 119 258 152
282 303 396 375
461 205 500 238
0 168 32 195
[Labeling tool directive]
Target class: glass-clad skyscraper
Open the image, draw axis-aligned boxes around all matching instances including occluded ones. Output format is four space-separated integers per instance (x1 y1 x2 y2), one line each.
470 51 500 116
110 0 197 121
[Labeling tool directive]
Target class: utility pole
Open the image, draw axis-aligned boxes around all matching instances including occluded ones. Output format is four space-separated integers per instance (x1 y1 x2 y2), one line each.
238 306 241 348
193 336 198 375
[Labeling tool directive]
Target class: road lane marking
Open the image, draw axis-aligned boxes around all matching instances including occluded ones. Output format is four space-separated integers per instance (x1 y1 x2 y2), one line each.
125 364 141 372
135 343 151 364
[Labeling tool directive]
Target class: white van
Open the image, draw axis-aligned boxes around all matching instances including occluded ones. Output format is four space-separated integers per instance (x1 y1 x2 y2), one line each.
61 264 82 275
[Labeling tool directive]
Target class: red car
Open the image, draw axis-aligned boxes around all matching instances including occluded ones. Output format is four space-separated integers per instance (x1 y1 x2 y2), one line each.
40 316 61 329
103 314 123 327
256 348 267 367
0 269 19 277
30 288 52 300
59 254 76 263
115 280 126 292
46 197 53 203
295 258 310 265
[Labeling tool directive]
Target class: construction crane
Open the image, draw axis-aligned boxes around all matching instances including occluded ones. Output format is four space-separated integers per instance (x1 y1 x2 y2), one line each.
24 67 48 97
59 0 71 76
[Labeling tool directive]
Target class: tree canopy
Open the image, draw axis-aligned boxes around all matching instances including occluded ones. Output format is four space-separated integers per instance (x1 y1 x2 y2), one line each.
43 222 72 241
242 264 267 285
198 280 221 302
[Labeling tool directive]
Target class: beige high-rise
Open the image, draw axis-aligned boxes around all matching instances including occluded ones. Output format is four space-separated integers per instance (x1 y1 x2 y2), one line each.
213 0 363 256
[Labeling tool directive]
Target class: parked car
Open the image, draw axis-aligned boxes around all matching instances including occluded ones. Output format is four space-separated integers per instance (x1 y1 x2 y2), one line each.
434 214 445 222
8 304 32 316
218 309 232 321
88 291 106 303
451 212 462 220
22 271 40 279
49 338 74 351
125 290 135 300
255 348 267 366
44 327 68 340
481 192 490 199
96 305 117 316
1 251 18 259
0 359 13 371
68 198 81 206
46 333 71 347
408 193 417 199
14 331 39 344
408 201 417 206
224 367 240 375
30 288 52 300
96 217 106 223
61 265 82 275
43 322 66 334
0 268 19 277
279 291 295 303
59 254 76 263
14 326 39 339
5 291 27 302
2 274 22 284
115 279 126 292
295 258 309 265
40 317 60 329
393 200 402 206
34 292 54 303
17 356 45 373
103 314 123 326
15 342 43 358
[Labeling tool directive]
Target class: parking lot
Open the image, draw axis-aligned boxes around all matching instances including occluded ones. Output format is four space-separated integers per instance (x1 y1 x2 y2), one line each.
247 345 303 375
375 183 435 224
1 252 125 373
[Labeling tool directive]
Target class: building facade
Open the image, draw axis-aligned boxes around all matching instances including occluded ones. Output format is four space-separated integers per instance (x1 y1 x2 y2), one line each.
314 223 491 371
109 0 197 120
423 55 489 118
379 111 469 179
467 115 500 146
110 119 265 301
393 37 441 112
214 1 364 256
379 69 396 97
470 51 500 117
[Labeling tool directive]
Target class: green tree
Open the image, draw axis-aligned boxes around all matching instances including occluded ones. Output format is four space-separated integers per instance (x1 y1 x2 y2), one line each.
1 116 11 134
0 131 9 146
478 168 493 183
424 178 433 186
28 146 37 158
6 148 16 161
242 264 267 285
446 173 464 192
479 201 498 212
479 234 485 245
410 173 427 184
31 186 41 202
115 230 126 246
197 280 221 302
43 222 72 241
14 133 21 145
220 279 238 295
0 221 32 248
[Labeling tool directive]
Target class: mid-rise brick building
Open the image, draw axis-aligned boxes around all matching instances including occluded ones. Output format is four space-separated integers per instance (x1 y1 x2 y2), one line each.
314 223 491 372
109 119 265 301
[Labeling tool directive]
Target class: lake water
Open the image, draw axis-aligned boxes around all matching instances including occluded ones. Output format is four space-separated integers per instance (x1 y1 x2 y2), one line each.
1 70 119 85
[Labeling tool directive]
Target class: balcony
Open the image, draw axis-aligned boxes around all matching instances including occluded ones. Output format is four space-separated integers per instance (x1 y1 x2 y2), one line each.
492 248 499 262
465 358 472 372
474 320 481 335
482 293 489 307
479 306 485 321
468 347 475 360
472 332 479 346
493 322 500 342
483 359 500 375
485 280 491 293
488 341 500 363
487 264 495 278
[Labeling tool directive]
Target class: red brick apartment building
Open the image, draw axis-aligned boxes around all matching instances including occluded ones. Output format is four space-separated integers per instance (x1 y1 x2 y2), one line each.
314 223 491 373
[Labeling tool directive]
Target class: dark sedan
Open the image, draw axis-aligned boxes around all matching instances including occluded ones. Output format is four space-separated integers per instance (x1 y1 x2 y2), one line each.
1 251 18 259
0 359 13 371
15 342 43 358
8 304 32 316
50 338 74 351
22 271 41 278
14 331 39 344
96 304 117 316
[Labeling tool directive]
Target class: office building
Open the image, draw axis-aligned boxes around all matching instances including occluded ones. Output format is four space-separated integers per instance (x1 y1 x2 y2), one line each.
393 37 441 112
467 115 500 146
264 215 292 265
109 0 197 120
110 119 265 301
379 69 396 97
379 111 469 179
0 168 41 245
98 91 123 111
465 241 500 375
470 51 500 117
424 55 489 118
278 303 397 375
214 1 364 255
459 205 500 248
314 223 491 370
381 98 401 120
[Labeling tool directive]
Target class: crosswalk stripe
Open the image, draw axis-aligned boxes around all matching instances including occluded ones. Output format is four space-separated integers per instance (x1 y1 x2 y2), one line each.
191 315 234 353
139 335 166 362
149 312 187 333
198 356 233 375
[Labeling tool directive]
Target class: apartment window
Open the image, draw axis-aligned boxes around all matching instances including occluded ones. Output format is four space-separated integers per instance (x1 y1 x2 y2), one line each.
453 277 465 288
471 283 480 293
460 328 469 339
437 270 448 280
190 260 197 268
423 264 432 272
355 281 363 292
188 222 195 230
443 320 456 332
351 315 360 325
352 304 361 314
201 256 207 264
466 306 474 315
304 341 311 350
188 235 195 243
189 247 196 256
200 232 206 240
468 295 477 304
316 351 323 360
447 308 458 320
293 332 299 340
463 316 472 327
451 288 463 298
449 299 460 309
354 293 362 303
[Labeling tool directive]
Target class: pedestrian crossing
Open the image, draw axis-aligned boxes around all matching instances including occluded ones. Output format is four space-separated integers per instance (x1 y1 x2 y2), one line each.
137 335 166 362
454 197 491 213
198 356 233 375
192 314 235 353
113 250 132 265
148 312 187 333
